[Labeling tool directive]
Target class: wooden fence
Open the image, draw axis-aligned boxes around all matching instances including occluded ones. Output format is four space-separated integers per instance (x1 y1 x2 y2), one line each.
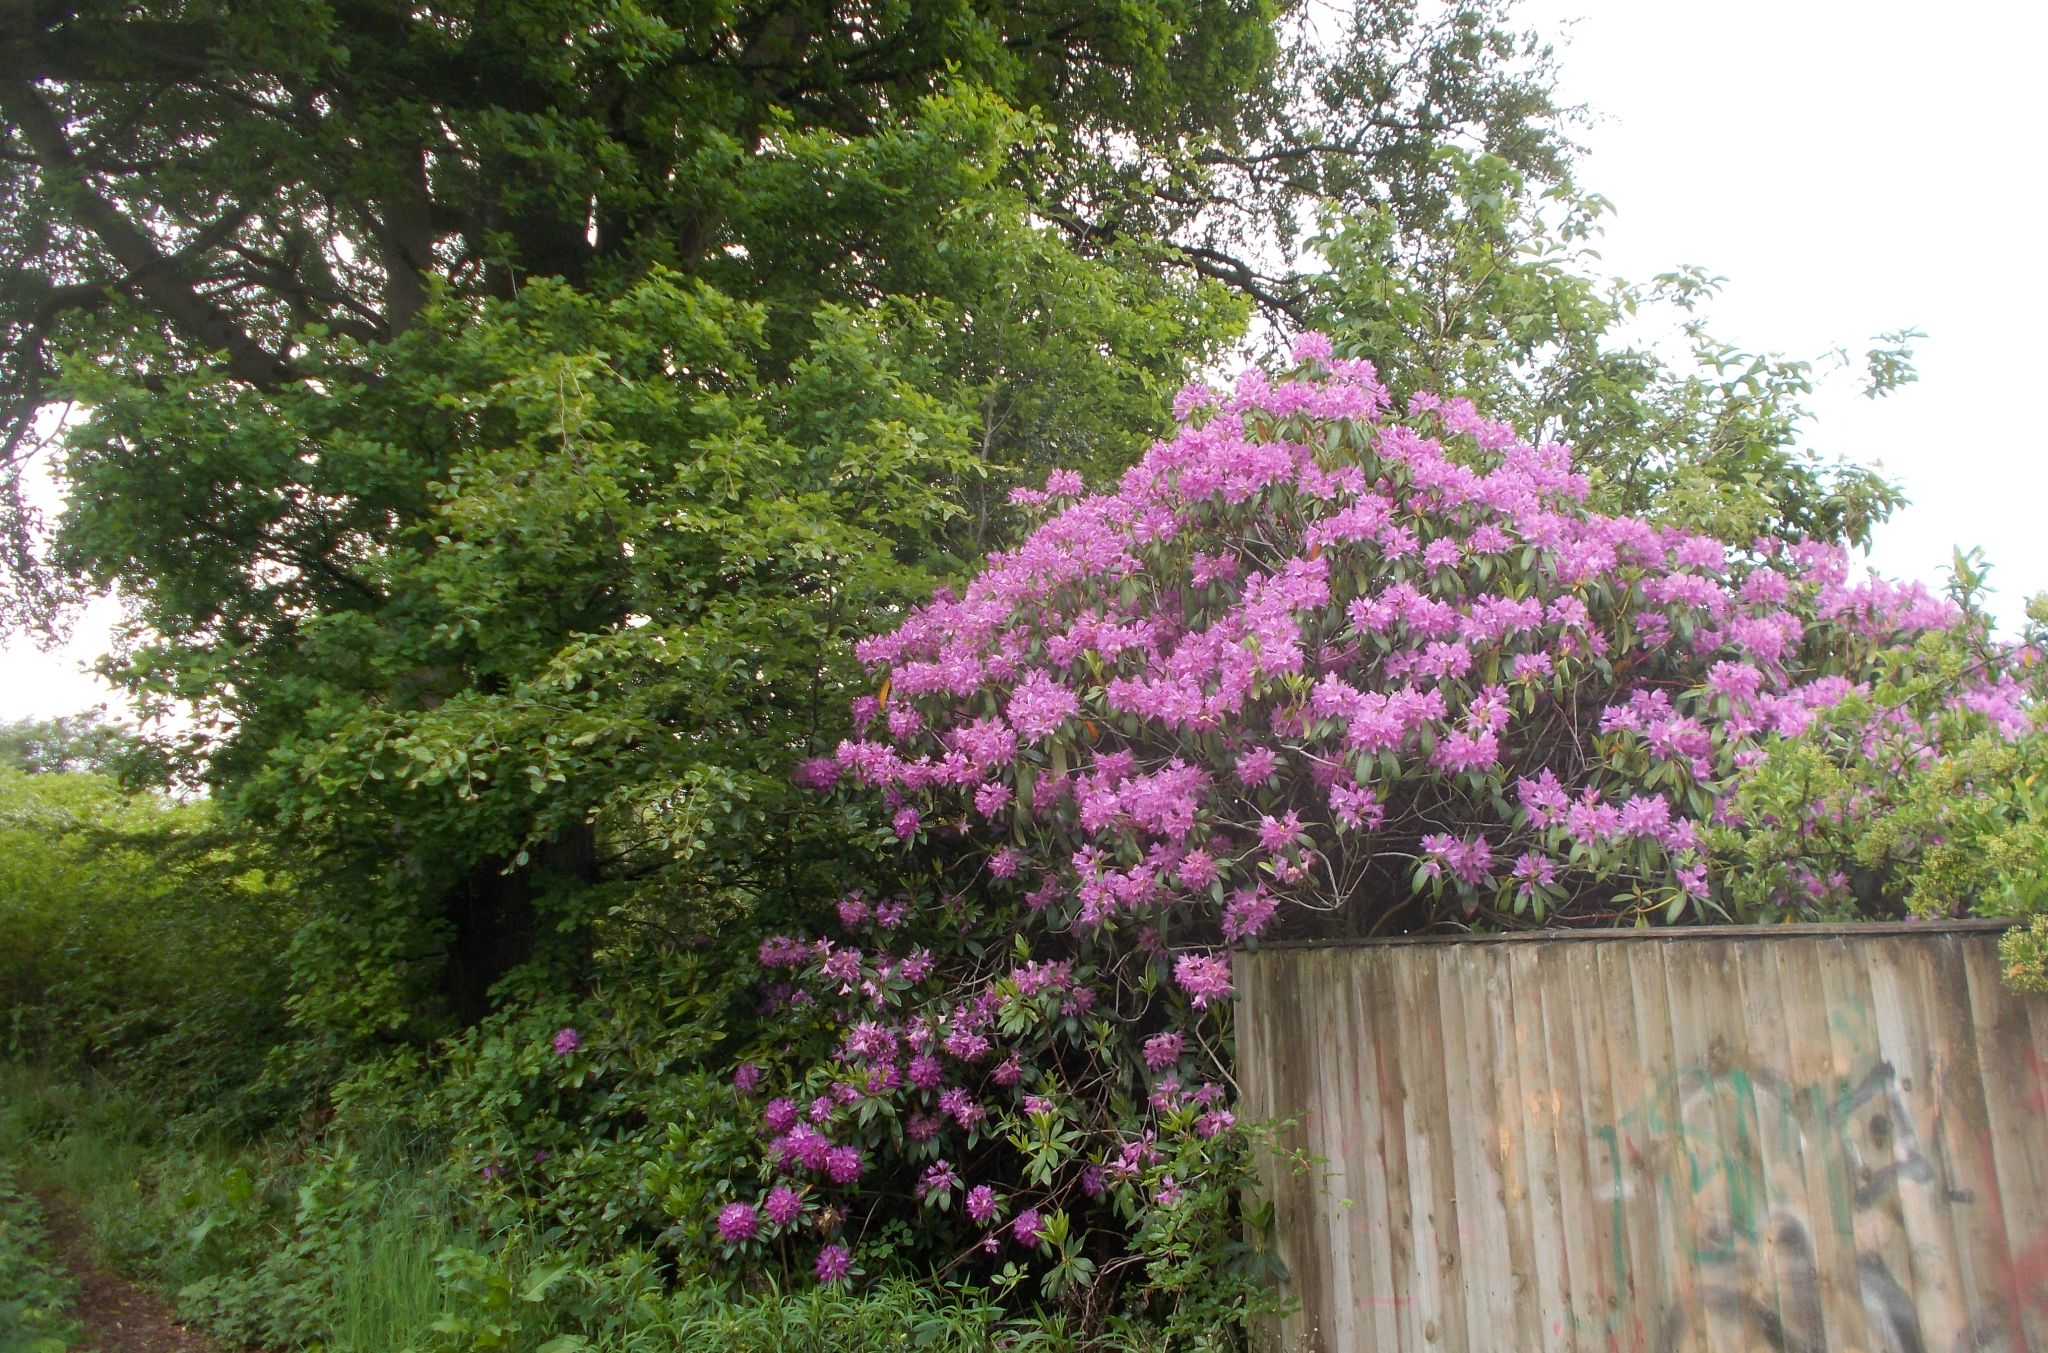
1235 921 2048 1352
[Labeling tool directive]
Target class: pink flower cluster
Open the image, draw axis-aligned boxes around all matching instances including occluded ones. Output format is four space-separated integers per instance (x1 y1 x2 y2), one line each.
738 336 2035 1290
830 342 2021 938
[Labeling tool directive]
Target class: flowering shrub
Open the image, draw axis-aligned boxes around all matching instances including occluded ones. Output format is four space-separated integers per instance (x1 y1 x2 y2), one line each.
716 337 2034 1323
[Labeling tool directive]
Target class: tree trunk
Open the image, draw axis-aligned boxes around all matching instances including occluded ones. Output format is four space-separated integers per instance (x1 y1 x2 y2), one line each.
442 819 599 1024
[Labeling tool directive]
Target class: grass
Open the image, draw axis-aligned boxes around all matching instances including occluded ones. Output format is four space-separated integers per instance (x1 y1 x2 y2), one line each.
0 1062 1203 1353
322 1176 463 1351
0 1062 474 1351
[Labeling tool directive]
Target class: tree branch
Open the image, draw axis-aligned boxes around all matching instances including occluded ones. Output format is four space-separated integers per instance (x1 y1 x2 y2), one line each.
0 78 298 389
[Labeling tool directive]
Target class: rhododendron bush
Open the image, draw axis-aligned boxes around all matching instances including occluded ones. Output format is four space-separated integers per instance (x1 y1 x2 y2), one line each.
713 336 2035 1318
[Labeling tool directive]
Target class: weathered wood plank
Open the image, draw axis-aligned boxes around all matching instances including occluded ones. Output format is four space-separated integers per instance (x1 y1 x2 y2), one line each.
1963 939 2048 1349
1474 943 1541 1348
1336 949 1396 1351
1548 933 1630 1342
1434 944 1494 1347
1626 940 1701 1349
1540 937 1605 1342
1236 926 2048 1353
1392 940 1452 1352
1586 936 1665 1352
1729 938 1825 1351
1904 936 2020 1353
1865 936 1970 1348
1503 943 1571 1352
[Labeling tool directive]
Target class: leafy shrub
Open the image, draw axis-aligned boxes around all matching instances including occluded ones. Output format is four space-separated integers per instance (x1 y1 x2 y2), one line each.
706 339 2032 1332
0 1160 79 1353
0 769 299 1128
1720 642 2048 985
330 947 753 1265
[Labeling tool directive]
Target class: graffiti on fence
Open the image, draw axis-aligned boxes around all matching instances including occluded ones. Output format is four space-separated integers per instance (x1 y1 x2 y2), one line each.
1584 1001 2043 1353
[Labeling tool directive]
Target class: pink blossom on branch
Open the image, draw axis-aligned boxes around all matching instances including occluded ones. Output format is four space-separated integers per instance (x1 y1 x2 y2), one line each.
748 337 2033 1298
1172 952 1233 1008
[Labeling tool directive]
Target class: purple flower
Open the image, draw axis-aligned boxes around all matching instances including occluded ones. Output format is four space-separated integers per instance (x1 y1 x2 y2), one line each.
1255 811 1302 854
1006 672 1080 740
1235 746 1279 787
1420 832 1494 887
973 781 1014 818
1142 1031 1184 1070
763 1098 798 1134
939 1087 985 1130
907 1053 943 1090
965 1184 999 1225
794 756 841 791
1291 330 1334 364
815 1243 852 1285
716 1202 759 1244
764 1185 804 1227
732 1063 761 1095
1012 1208 1046 1248
824 1145 864 1185
551 1027 580 1056
1220 884 1277 942
1172 952 1233 1008
916 1160 960 1201
1329 782 1384 831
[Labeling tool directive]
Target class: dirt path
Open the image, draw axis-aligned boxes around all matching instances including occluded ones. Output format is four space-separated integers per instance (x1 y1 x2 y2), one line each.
31 1189 233 1353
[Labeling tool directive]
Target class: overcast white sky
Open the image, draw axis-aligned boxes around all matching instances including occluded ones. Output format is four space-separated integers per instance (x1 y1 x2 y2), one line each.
3 0 2042 723
1518 0 2048 624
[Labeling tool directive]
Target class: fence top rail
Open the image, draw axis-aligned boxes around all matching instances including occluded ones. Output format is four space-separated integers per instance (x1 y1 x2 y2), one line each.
1246 917 2018 952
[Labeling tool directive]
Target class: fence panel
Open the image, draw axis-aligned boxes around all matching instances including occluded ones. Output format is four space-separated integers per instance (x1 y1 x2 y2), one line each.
1236 922 2048 1352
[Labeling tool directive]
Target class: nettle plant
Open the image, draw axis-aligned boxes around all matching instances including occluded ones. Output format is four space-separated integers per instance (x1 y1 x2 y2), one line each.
712 336 2033 1316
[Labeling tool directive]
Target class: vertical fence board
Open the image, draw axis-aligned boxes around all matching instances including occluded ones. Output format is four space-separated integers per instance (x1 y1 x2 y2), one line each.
1626 939 1699 1349
1392 939 1449 1351
1729 940 1823 1350
1965 940 2048 1350
1474 946 1539 1347
1867 937 1969 1345
1433 945 1490 1348
1239 923 2048 1353
1906 938 2012 1352
1536 943 1607 1350
1502 944 1569 1352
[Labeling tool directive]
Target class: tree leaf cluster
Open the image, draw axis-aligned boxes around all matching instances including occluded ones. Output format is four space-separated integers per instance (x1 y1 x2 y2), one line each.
2 0 1583 1035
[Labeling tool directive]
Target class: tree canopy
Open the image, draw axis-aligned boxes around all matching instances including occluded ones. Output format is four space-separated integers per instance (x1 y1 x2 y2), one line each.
1 0 1589 1037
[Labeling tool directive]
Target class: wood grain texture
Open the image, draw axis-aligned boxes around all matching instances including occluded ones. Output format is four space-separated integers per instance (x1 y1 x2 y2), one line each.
1237 926 2048 1352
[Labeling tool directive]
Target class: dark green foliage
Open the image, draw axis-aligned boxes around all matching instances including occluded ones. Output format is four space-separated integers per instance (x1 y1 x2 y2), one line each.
57 265 1001 1044
0 1160 79 1353
0 769 298 1127
3 0 1576 1047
